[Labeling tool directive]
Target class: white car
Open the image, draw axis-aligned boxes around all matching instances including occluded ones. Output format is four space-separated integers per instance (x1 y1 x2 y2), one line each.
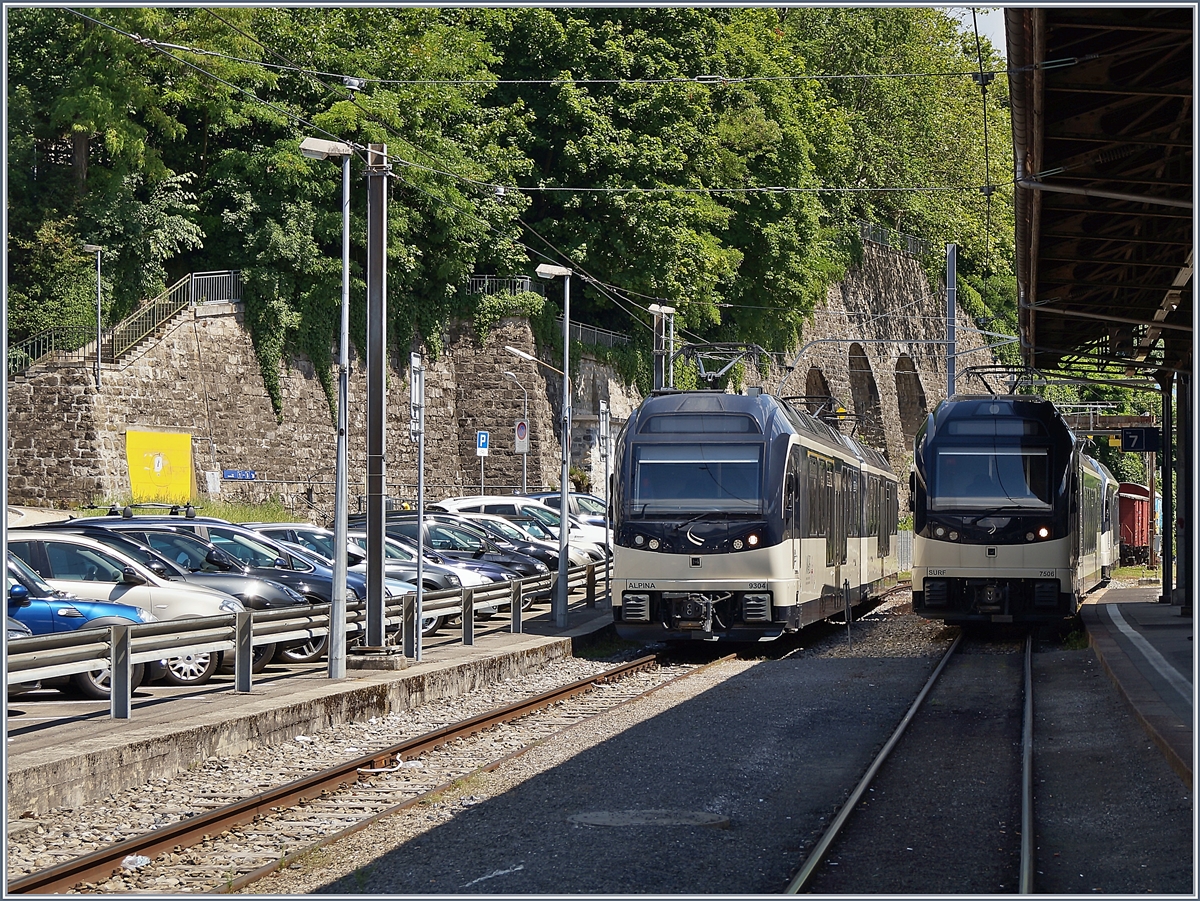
437 495 611 553
9 530 246 686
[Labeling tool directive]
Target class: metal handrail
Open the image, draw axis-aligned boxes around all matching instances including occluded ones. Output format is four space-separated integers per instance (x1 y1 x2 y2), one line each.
5 563 607 717
8 270 242 375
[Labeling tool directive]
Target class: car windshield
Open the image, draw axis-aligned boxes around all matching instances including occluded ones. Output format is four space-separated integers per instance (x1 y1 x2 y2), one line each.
140 530 223 572
207 529 295 568
93 533 184 575
631 443 763 513
576 496 607 515
932 447 1052 510
516 519 552 540
482 519 525 542
522 505 560 528
349 534 417 563
429 525 484 552
292 530 336 558
9 553 56 595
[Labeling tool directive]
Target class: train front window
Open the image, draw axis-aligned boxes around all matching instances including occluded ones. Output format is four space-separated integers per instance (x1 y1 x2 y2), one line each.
632 444 762 513
933 448 1051 510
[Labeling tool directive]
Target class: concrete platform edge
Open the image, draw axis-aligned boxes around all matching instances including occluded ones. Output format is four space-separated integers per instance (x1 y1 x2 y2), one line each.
1081 599 1193 791
7 635 576 816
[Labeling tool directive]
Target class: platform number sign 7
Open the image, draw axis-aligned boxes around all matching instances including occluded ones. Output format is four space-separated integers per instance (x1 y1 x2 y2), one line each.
1121 427 1160 453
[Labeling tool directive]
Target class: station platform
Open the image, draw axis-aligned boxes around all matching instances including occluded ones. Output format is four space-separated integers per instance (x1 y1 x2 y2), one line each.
5 597 617 817
1081 584 1194 789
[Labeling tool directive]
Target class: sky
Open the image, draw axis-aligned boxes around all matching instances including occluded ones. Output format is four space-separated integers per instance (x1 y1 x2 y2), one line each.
945 6 1008 57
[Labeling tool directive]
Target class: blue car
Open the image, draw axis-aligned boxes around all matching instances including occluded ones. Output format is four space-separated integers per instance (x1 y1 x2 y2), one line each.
7 553 155 698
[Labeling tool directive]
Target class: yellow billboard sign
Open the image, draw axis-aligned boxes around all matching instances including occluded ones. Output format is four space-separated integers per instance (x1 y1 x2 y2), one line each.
125 430 194 502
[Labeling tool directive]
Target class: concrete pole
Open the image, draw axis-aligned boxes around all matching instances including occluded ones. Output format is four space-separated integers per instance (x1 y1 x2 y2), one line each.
556 274 572 628
329 152 351 678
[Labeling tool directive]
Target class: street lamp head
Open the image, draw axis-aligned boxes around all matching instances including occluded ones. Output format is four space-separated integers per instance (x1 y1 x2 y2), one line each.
300 136 355 160
503 370 518 382
505 345 537 363
535 263 572 280
81 244 102 253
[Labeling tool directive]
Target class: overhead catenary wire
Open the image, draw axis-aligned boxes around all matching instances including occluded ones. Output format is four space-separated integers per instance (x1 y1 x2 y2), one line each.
62 6 1017 357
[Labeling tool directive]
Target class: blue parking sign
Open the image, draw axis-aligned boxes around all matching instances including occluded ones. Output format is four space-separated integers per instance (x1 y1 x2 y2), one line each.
477 430 490 456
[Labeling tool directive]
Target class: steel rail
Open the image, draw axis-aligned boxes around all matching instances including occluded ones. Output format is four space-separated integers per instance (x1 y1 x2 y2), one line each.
6 653 662 895
220 650 739 893
784 631 964 894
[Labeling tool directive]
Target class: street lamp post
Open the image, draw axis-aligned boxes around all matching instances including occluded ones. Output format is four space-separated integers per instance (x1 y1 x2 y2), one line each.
506 341 572 628
82 244 102 389
299 136 356 679
533 263 573 628
504 371 529 494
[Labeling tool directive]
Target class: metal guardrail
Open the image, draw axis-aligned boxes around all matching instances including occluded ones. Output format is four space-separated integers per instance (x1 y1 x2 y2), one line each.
468 275 538 297
556 317 631 348
8 270 241 375
858 220 931 259
5 563 606 719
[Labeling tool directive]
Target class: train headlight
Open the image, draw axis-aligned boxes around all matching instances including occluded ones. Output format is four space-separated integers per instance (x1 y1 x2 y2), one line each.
1026 532 1035 541
634 534 646 547
948 531 959 541
648 538 661 550
1037 526 1051 539
747 533 760 547
733 538 744 550
935 526 946 538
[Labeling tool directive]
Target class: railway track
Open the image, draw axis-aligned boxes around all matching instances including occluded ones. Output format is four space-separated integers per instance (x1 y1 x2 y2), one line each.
8 652 734 895
786 630 1037 894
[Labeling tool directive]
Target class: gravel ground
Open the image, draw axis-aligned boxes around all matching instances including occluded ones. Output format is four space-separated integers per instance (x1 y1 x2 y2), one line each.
246 594 954 894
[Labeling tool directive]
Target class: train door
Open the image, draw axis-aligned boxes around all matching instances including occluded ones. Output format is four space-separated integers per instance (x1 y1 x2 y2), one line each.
786 446 803 578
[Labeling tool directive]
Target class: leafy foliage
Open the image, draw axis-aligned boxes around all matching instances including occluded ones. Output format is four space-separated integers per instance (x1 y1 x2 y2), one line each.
6 8 1048 415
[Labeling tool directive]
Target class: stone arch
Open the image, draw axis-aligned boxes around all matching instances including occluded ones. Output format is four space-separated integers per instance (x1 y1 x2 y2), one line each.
894 354 928 448
848 343 885 452
804 366 832 415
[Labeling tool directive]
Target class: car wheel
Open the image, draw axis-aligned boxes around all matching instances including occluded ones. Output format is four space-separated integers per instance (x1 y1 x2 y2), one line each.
65 663 146 700
275 634 329 664
421 615 442 637
158 651 220 686
217 642 276 675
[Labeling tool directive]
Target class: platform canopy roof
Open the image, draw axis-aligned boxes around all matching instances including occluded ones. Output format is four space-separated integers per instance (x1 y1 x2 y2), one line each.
1006 7 1193 382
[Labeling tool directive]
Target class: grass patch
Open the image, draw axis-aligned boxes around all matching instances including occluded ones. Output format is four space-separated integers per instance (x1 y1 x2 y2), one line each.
73 496 300 524
574 633 646 661
1113 564 1161 582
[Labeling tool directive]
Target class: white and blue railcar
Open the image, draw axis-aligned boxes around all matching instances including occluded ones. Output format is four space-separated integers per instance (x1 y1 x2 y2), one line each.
611 389 898 642
911 395 1115 624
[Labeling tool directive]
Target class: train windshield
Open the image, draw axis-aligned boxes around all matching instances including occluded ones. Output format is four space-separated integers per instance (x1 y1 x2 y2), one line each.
933 447 1051 510
631 443 762 513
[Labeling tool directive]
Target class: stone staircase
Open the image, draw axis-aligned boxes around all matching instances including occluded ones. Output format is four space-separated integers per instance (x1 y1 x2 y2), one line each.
8 271 241 379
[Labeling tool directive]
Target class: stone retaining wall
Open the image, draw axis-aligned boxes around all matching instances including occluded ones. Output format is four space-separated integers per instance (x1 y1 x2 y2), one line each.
7 243 990 516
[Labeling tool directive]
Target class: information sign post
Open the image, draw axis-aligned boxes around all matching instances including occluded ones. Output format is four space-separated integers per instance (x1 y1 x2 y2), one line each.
477 430 490 493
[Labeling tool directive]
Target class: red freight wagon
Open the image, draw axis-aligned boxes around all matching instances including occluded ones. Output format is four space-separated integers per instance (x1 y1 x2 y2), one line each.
1118 482 1151 565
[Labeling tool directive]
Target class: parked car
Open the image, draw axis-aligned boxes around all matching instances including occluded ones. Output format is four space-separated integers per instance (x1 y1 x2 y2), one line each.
43 524 313 673
246 523 466 593
453 512 595 567
524 491 610 527
436 495 611 557
365 513 550 582
69 514 375 663
7 553 153 698
8 530 246 687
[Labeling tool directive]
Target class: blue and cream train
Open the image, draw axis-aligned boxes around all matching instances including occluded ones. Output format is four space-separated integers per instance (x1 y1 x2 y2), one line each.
911 395 1117 624
611 389 899 642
